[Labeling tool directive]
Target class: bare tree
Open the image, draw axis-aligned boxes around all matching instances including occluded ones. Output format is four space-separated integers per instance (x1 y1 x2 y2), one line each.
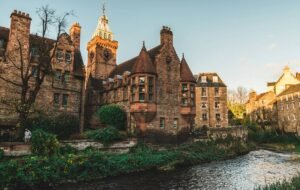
0 5 72 136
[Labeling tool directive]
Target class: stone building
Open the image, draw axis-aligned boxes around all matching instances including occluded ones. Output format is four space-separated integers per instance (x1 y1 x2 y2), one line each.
85 9 196 138
0 10 85 132
194 73 228 128
246 66 300 131
277 84 300 134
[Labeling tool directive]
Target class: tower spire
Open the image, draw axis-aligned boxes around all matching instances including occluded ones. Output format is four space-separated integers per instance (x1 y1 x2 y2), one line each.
102 2 106 16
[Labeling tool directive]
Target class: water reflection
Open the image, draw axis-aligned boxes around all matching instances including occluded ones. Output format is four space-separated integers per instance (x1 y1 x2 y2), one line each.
59 150 300 190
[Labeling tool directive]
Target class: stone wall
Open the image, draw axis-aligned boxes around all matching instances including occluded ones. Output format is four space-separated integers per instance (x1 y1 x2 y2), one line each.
207 126 248 141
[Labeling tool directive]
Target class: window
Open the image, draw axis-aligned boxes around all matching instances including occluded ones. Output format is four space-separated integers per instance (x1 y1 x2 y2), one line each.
215 88 220 96
65 51 72 63
62 94 68 106
286 104 289 110
215 102 220 109
139 86 145 101
190 85 195 92
216 125 221 128
201 103 207 109
148 77 154 85
212 76 218 83
216 113 221 121
132 77 136 85
0 39 4 48
201 76 207 83
55 70 62 81
30 47 38 56
190 91 195 106
31 66 37 77
54 93 60 105
108 34 111 40
173 118 178 128
160 117 165 128
64 71 70 82
139 77 145 84
201 87 207 97
131 86 136 102
202 113 207 120
148 77 154 101
182 84 188 91
56 49 64 60
181 97 188 106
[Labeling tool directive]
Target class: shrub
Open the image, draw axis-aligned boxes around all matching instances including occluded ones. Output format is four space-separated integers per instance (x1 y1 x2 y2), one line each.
85 126 122 145
58 144 78 155
53 113 80 139
26 113 79 140
31 129 60 156
97 104 126 130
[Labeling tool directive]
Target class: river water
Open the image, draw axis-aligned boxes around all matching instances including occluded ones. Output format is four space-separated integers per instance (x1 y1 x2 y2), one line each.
59 150 300 190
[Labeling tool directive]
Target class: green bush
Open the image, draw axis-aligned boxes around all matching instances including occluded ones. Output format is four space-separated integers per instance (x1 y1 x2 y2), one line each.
26 113 79 139
85 126 122 145
53 113 80 139
97 104 126 130
31 129 60 156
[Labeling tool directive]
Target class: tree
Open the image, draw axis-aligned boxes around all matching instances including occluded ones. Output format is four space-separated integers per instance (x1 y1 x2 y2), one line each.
227 86 249 125
0 6 72 137
97 104 127 130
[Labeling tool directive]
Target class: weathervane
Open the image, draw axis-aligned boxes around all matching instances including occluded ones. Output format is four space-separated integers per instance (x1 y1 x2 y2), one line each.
102 1 106 16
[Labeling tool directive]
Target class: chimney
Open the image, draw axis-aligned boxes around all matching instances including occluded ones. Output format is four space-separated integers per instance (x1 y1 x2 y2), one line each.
160 26 173 45
8 10 31 52
70 22 81 51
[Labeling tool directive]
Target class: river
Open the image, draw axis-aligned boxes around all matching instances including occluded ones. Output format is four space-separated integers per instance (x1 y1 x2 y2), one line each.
58 150 300 190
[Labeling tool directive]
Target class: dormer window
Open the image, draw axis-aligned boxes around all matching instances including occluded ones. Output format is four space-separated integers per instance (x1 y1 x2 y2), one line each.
65 51 72 63
56 49 64 60
213 76 218 83
201 76 207 83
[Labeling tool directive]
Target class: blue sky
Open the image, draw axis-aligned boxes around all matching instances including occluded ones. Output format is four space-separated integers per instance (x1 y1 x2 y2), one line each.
1 0 300 93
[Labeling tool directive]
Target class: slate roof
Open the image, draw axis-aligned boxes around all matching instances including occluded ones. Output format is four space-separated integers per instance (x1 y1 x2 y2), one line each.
180 57 196 83
131 46 156 75
196 73 227 87
277 83 300 97
108 45 161 78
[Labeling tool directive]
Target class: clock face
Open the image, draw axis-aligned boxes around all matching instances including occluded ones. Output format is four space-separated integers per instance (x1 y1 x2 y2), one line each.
103 49 111 61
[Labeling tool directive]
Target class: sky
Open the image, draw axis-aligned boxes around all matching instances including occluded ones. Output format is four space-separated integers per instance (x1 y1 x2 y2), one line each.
1 0 300 93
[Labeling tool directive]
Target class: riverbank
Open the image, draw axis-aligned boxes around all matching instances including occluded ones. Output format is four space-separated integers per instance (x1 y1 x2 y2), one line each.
0 139 253 190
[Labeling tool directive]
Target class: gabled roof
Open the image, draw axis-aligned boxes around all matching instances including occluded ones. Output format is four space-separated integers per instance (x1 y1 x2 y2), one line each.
131 46 156 75
180 56 196 83
277 83 300 97
108 45 161 78
196 73 226 87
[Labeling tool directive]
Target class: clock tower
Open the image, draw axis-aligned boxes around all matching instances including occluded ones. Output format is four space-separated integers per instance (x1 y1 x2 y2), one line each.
87 4 118 79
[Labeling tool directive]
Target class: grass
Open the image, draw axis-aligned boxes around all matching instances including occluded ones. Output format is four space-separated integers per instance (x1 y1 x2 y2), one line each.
256 175 300 190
